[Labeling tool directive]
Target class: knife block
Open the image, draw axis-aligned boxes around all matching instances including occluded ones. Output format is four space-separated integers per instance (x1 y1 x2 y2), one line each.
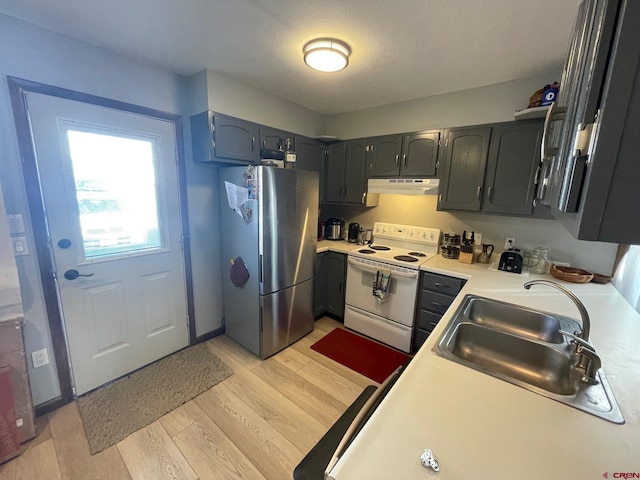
458 245 474 264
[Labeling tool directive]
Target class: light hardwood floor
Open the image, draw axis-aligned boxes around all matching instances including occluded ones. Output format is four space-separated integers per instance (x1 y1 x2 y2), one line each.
0 317 378 480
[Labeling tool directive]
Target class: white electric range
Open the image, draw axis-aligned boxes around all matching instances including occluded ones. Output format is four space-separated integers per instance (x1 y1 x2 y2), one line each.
344 223 441 352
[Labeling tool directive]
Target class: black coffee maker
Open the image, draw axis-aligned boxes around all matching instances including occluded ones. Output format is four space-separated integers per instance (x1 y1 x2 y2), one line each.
348 223 360 243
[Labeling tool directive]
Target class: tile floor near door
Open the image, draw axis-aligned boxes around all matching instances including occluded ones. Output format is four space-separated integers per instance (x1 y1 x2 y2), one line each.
0 317 377 480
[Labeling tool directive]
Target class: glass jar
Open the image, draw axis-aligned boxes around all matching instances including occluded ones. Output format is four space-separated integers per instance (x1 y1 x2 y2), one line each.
529 247 550 274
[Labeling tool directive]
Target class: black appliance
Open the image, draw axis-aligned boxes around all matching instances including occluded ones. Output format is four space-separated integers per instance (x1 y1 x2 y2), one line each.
537 0 640 243
498 249 523 274
347 223 360 243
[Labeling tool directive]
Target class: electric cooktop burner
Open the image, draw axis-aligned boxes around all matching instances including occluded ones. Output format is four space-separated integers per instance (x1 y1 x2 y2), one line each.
369 245 391 251
408 251 426 257
394 255 419 262
358 249 376 254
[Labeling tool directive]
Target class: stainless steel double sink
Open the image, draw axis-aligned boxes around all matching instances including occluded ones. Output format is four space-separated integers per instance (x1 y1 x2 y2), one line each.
432 294 624 423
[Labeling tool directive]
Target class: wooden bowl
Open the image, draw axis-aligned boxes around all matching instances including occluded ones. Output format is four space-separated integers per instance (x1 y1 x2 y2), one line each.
550 264 594 283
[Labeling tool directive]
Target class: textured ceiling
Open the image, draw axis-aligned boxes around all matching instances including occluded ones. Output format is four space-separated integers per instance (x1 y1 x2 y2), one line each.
0 0 581 115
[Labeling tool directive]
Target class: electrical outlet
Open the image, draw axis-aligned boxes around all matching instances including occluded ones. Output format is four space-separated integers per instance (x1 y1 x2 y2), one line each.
31 348 49 368
504 237 516 249
474 233 482 246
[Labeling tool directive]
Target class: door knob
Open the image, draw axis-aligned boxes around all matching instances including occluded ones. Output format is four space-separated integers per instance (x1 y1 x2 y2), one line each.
64 269 94 280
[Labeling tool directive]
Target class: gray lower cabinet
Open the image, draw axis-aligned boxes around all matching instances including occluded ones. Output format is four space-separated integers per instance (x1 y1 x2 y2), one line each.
414 271 466 351
296 136 327 202
314 253 328 317
314 252 346 319
438 120 543 215
191 111 260 164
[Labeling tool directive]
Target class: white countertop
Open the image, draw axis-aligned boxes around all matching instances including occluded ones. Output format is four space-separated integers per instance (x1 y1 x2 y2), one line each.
321 247 640 479
316 239 357 254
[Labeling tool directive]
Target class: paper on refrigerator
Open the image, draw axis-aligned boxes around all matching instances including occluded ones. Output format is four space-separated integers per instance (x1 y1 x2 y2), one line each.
224 181 254 224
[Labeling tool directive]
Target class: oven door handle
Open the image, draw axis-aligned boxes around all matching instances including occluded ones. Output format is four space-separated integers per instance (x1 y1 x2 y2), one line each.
348 257 419 279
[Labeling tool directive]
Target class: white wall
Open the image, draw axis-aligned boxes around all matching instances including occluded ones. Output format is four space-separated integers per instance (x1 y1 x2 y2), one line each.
326 67 562 138
322 195 618 275
204 69 326 138
0 14 200 404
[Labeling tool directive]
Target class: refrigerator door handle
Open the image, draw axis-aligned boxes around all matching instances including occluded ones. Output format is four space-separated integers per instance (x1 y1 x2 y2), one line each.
259 254 263 284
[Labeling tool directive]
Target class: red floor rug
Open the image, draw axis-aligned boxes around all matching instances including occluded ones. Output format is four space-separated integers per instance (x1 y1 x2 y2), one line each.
310 328 411 383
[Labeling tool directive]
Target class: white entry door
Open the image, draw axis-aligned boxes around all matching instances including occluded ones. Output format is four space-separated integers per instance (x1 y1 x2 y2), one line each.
26 92 189 395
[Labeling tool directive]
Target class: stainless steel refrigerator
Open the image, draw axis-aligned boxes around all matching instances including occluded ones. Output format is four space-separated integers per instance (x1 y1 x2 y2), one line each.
219 166 319 358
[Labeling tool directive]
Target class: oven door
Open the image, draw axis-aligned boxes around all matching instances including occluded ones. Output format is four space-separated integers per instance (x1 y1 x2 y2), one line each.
345 256 419 326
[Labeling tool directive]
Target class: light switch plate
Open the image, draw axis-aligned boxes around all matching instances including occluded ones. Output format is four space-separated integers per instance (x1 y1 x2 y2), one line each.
8 214 25 234
32 348 49 368
13 236 29 256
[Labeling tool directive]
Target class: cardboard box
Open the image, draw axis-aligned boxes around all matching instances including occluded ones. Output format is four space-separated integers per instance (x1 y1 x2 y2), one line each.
0 365 20 464
0 319 36 443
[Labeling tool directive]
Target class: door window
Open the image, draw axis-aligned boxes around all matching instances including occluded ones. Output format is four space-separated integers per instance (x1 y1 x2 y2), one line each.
65 128 162 259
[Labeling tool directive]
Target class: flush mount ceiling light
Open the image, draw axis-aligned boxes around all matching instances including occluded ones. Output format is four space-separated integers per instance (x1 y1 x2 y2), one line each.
303 38 351 73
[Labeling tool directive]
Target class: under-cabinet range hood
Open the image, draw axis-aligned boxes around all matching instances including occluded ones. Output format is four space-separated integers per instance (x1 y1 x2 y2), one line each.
367 178 439 195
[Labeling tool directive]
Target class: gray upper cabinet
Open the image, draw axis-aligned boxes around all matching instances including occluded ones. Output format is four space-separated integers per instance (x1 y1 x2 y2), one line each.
324 140 372 205
438 126 491 211
483 121 543 215
402 131 440 177
191 111 259 164
296 135 327 202
367 135 403 177
260 126 294 153
368 131 440 178
438 121 544 215
344 139 368 204
325 142 346 202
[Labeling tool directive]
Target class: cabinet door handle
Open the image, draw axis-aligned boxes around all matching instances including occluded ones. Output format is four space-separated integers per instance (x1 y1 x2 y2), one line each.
403 154 407 167
433 282 450 289
251 137 255 152
395 155 399 168
344 185 349 197
487 186 494 200
476 186 482 202
339 282 343 293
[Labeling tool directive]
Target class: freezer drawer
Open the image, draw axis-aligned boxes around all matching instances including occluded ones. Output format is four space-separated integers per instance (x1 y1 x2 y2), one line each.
260 278 314 358
344 305 412 353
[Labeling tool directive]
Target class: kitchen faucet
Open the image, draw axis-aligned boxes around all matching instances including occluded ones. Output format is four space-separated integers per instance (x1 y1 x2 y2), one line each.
523 280 590 340
523 280 600 384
